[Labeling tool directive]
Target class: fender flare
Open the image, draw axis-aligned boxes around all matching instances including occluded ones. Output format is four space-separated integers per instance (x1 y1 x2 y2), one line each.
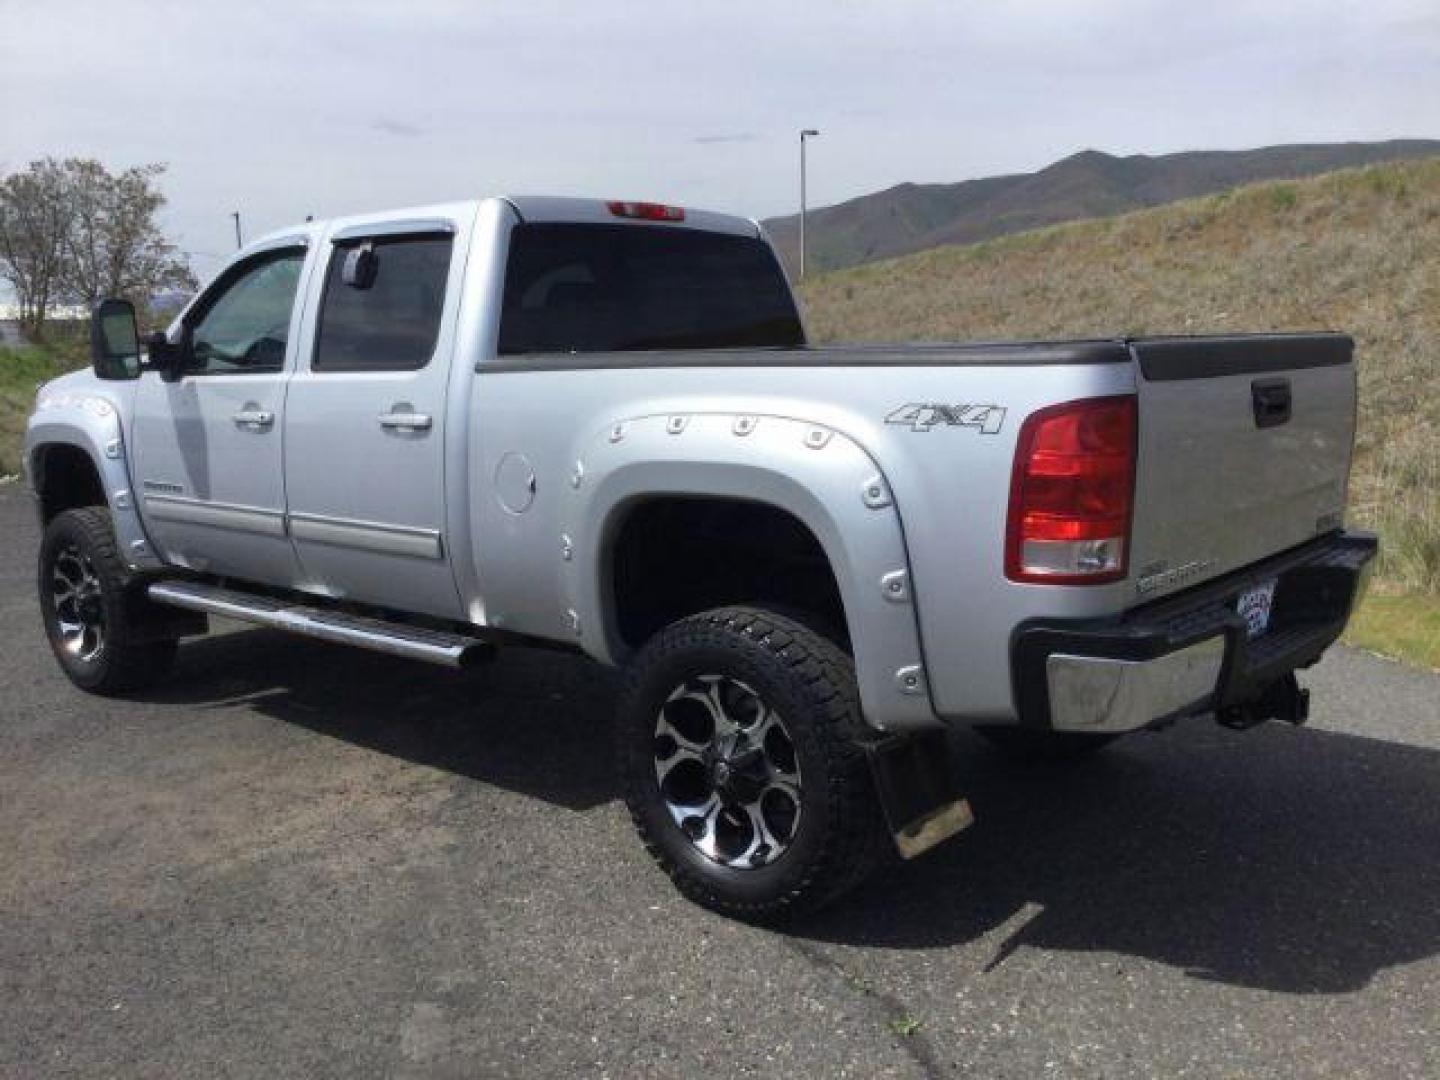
25 394 162 572
560 411 938 733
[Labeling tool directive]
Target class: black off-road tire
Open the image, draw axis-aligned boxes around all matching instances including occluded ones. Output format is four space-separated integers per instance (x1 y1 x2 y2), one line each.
617 606 886 921
38 507 177 695
976 727 1120 760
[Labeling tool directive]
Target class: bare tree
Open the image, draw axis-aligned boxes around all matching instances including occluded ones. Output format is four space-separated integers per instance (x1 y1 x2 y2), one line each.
60 160 196 310
0 159 72 339
0 158 195 339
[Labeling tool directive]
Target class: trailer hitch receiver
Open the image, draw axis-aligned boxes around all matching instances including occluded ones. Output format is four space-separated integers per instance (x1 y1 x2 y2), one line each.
1218 672 1309 730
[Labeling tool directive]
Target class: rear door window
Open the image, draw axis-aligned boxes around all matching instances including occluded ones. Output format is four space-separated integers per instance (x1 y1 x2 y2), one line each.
313 234 453 372
498 224 803 355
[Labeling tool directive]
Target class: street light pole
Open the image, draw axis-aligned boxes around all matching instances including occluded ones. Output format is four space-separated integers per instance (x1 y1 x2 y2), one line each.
799 129 819 279
230 211 243 250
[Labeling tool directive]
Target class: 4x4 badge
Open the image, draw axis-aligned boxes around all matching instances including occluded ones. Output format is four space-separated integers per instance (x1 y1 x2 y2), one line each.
886 403 1007 434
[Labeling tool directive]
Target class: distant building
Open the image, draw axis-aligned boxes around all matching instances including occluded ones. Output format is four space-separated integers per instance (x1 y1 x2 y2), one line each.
0 302 89 322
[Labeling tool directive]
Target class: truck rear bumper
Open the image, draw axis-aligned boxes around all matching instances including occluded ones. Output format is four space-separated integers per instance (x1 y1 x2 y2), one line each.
1012 530 1377 733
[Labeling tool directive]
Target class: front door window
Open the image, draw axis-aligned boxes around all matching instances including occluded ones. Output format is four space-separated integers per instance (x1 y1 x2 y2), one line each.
187 250 305 375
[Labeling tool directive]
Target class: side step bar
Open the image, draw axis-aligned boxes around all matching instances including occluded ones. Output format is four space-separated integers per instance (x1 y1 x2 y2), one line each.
147 581 494 669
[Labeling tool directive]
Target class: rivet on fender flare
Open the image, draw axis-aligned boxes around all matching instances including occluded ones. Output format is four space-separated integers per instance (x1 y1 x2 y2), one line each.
895 665 926 695
666 415 688 434
565 608 582 635
560 534 574 561
861 476 892 509
570 461 585 489
104 439 122 459
803 427 832 449
609 423 626 443
113 489 131 510
732 415 757 436
881 569 910 602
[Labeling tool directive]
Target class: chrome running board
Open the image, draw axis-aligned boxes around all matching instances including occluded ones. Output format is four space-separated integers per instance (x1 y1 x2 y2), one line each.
147 581 493 669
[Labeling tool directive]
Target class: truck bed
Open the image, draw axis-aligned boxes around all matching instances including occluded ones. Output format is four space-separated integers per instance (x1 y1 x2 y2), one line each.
475 330 1356 722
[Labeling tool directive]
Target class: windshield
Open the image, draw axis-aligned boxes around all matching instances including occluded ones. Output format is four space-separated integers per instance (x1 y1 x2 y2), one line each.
498 223 804 355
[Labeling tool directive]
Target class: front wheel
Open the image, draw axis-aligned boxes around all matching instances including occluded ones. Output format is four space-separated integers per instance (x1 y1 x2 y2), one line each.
38 507 177 694
616 606 884 921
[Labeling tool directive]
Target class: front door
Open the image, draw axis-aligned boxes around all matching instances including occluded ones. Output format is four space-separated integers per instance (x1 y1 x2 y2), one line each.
282 224 464 618
130 243 309 585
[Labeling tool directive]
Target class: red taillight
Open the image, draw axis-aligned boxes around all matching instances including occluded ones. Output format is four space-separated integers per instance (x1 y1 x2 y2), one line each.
1005 395 1137 585
606 200 685 222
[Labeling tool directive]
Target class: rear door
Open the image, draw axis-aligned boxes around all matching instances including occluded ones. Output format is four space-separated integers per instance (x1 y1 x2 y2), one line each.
1127 334 1356 600
282 218 468 618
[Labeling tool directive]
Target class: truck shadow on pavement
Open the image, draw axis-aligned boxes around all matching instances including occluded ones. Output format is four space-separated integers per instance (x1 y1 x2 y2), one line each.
143 626 623 813
805 720 1440 996
144 626 1440 997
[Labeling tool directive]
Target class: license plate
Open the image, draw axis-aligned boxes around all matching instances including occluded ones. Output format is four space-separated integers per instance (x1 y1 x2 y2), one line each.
1236 579 1278 640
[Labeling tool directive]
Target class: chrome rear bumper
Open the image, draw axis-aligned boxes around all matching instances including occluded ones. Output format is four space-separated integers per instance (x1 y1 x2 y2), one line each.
1012 530 1376 733
1046 637 1225 733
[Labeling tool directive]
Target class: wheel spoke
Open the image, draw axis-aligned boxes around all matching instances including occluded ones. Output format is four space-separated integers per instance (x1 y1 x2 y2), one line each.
654 742 705 789
735 800 784 868
671 795 723 856
53 558 82 591
51 580 76 606
755 706 800 782
751 703 783 743
763 777 802 808
695 676 741 737
655 708 710 755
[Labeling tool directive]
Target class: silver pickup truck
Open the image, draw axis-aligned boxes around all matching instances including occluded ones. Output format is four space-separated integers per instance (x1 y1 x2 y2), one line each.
26 196 1375 919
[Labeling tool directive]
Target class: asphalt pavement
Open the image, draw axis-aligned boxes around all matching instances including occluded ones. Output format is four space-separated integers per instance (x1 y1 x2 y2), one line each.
2 483 1437 1079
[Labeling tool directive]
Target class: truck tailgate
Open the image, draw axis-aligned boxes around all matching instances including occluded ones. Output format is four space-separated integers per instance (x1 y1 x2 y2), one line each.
1127 334 1355 600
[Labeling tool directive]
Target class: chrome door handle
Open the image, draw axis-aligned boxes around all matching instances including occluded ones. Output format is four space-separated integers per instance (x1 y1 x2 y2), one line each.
378 411 433 431
232 409 274 429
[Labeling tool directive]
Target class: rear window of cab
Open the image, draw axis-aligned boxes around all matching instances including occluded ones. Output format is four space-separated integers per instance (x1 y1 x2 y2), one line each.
498 223 803 355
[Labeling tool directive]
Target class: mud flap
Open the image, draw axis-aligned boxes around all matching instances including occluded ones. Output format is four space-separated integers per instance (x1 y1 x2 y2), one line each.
865 728 974 860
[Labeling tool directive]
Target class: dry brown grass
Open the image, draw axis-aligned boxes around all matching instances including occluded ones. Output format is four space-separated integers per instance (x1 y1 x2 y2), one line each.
800 158 1440 594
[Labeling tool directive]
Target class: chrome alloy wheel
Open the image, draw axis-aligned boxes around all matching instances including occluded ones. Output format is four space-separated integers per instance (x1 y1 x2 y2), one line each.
50 543 106 663
653 674 803 869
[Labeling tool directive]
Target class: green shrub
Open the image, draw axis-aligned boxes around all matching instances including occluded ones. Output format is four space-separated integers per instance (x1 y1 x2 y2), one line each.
1267 184 1299 212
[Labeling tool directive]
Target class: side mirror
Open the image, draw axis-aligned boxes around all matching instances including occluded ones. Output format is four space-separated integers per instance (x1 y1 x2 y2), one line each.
90 298 141 380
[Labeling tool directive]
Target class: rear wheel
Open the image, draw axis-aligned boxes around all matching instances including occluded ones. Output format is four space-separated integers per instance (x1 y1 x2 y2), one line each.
617 606 883 920
38 507 177 694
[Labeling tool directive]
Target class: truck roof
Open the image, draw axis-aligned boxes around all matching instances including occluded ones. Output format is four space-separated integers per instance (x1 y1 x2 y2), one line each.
501 197 761 238
243 196 762 253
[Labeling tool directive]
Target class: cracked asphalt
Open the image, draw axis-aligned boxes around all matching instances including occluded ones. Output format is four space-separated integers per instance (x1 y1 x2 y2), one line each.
2 483 1438 1079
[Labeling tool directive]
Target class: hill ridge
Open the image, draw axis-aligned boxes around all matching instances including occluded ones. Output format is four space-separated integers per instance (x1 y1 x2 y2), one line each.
765 139 1440 275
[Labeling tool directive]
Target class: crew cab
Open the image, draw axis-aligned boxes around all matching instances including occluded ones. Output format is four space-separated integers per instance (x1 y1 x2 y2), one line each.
26 196 1375 918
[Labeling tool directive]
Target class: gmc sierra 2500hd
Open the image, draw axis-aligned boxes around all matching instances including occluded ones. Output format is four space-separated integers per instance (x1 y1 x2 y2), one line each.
27 196 1375 918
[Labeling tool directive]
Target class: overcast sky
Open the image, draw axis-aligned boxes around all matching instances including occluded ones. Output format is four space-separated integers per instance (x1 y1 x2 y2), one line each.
3 0 1438 281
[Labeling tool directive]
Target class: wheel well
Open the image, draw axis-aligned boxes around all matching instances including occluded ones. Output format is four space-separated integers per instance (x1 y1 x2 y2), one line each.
609 497 848 650
34 444 106 523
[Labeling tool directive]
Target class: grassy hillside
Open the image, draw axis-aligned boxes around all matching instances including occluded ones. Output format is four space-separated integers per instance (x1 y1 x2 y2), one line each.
766 139 1440 275
0 331 87 478
800 158 1440 598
